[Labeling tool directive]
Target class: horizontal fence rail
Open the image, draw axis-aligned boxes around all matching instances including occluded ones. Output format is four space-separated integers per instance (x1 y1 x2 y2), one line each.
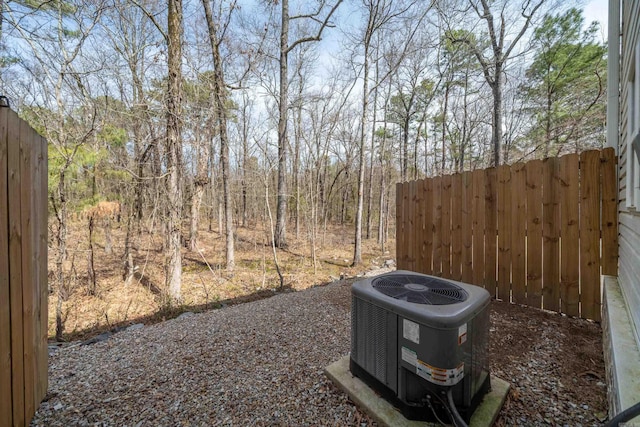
396 148 618 321
0 108 48 426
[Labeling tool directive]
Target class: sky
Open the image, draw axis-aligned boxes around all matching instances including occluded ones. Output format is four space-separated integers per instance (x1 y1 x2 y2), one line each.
583 0 609 40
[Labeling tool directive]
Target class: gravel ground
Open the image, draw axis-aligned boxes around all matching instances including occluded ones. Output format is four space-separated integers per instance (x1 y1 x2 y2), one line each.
33 279 607 426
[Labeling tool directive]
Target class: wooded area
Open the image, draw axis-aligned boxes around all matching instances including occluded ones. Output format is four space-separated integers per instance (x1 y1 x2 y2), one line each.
0 0 607 338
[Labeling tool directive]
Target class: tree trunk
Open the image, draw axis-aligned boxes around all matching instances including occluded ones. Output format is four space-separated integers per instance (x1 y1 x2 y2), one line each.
544 77 552 157
208 135 216 232
87 216 96 295
241 95 249 227
123 214 135 286
460 68 470 172
467 0 546 166
275 0 289 248
189 172 207 251
442 82 449 172
491 75 502 166
103 219 112 254
265 179 284 289
55 170 68 341
189 113 210 251
353 42 369 266
218 201 223 235
294 100 301 240
202 0 235 270
165 0 183 301
365 143 375 240
401 126 407 182
378 80 391 246
366 56 379 240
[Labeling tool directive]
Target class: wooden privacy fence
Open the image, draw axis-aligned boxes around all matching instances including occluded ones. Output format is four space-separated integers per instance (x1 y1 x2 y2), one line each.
0 108 48 426
396 148 618 322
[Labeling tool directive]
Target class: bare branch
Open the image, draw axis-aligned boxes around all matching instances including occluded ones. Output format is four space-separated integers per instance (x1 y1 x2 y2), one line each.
130 0 168 41
286 0 343 54
503 0 546 60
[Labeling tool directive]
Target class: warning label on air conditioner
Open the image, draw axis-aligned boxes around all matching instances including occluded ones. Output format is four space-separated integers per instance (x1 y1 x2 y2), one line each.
403 319 420 344
401 346 417 367
458 323 467 345
416 360 464 386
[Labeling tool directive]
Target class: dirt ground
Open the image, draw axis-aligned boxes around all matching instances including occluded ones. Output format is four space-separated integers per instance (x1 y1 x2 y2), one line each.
490 301 607 426
48 221 395 340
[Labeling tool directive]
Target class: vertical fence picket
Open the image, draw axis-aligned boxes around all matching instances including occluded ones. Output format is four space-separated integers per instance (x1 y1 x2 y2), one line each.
497 165 512 301
8 110 25 427
472 169 485 288
416 179 426 274
484 168 497 297
423 179 433 275
432 176 442 275
542 157 561 312
511 163 527 304
407 181 416 272
560 153 580 317
19 117 36 422
526 160 543 308
451 173 463 280
441 175 452 278
395 182 405 269
38 135 49 402
0 107 12 427
580 150 602 321
462 172 473 283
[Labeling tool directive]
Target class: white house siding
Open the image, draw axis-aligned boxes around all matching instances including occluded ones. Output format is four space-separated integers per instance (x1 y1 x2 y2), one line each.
619 217 640 343
619 0 640 346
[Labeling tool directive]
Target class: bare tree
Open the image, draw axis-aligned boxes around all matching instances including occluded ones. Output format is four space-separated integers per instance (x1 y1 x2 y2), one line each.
202 0 235 270
457 0 547 166
274 0 343 248
352 0 428 265
165 0 184 300
101 0 164 286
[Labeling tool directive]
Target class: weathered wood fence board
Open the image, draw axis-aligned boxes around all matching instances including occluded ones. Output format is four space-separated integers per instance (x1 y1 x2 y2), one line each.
484 168 497 297
601 148 619 276
560 153 580 317
526 160 543 309
0 106 12 427
511 163 527 305
396 148 618 321
441 175 452 278
497 165 511 302
461 172 472 283
542 157 560 312
0 108 48 426
472 170 485 288
451 174 462 281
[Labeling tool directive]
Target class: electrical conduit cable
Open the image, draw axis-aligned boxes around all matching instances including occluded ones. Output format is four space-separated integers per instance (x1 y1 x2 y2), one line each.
446 388 468 427
605 401 640 427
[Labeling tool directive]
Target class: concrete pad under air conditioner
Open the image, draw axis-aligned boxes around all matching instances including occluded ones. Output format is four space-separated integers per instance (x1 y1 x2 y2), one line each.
325 355 509 427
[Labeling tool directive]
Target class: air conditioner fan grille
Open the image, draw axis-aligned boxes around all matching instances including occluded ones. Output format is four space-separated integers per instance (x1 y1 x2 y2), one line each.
372 274 468 305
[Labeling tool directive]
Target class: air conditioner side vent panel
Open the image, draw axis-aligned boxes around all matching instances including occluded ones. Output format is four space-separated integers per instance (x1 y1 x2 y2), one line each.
351 295 398 391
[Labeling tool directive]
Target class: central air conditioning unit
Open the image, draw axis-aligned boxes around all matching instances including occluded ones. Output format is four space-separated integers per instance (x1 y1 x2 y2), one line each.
350 270 491 423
